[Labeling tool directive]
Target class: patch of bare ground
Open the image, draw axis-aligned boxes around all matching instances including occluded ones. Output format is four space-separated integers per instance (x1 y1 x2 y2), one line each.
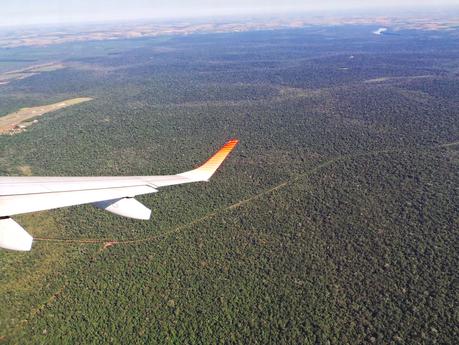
0 62 65 85
0 97 93 135
100 241 118 252
364 75 434 83
17 165 33 176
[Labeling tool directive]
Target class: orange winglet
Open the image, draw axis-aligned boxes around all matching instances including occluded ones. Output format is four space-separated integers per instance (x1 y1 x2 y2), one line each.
178 139 239 181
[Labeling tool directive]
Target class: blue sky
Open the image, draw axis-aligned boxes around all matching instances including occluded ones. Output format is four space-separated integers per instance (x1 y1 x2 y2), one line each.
1 1 458 27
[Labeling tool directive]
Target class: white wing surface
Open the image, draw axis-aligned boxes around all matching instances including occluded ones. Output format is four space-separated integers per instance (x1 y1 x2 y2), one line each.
0 139 238 251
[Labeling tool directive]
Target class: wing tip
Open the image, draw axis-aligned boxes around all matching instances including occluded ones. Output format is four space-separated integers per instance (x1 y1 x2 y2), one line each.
178 139 239 181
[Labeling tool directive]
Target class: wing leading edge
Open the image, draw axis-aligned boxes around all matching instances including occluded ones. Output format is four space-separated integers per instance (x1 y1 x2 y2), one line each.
0 139 238 251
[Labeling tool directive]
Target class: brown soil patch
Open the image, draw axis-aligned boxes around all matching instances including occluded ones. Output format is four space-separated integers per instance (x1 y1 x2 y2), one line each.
17 165 33 176
0 97 93 135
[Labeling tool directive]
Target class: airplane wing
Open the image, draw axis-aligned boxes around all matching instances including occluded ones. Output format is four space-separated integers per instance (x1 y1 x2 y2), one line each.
0 139 238 251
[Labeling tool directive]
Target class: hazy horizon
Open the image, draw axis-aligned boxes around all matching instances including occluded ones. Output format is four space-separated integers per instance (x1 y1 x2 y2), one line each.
1 0 459 28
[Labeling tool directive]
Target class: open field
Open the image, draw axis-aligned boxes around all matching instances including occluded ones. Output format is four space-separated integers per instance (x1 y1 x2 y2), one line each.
0 62 65 85
0 97 92 135
0 25 458 344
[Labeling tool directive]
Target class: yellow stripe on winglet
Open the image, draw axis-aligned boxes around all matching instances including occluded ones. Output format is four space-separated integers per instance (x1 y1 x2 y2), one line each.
178 139 239 181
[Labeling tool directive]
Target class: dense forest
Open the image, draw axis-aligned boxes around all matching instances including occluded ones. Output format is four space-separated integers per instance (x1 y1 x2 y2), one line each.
0 26 458 344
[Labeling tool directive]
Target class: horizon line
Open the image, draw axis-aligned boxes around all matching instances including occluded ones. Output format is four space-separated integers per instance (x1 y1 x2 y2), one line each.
1 5 459 29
